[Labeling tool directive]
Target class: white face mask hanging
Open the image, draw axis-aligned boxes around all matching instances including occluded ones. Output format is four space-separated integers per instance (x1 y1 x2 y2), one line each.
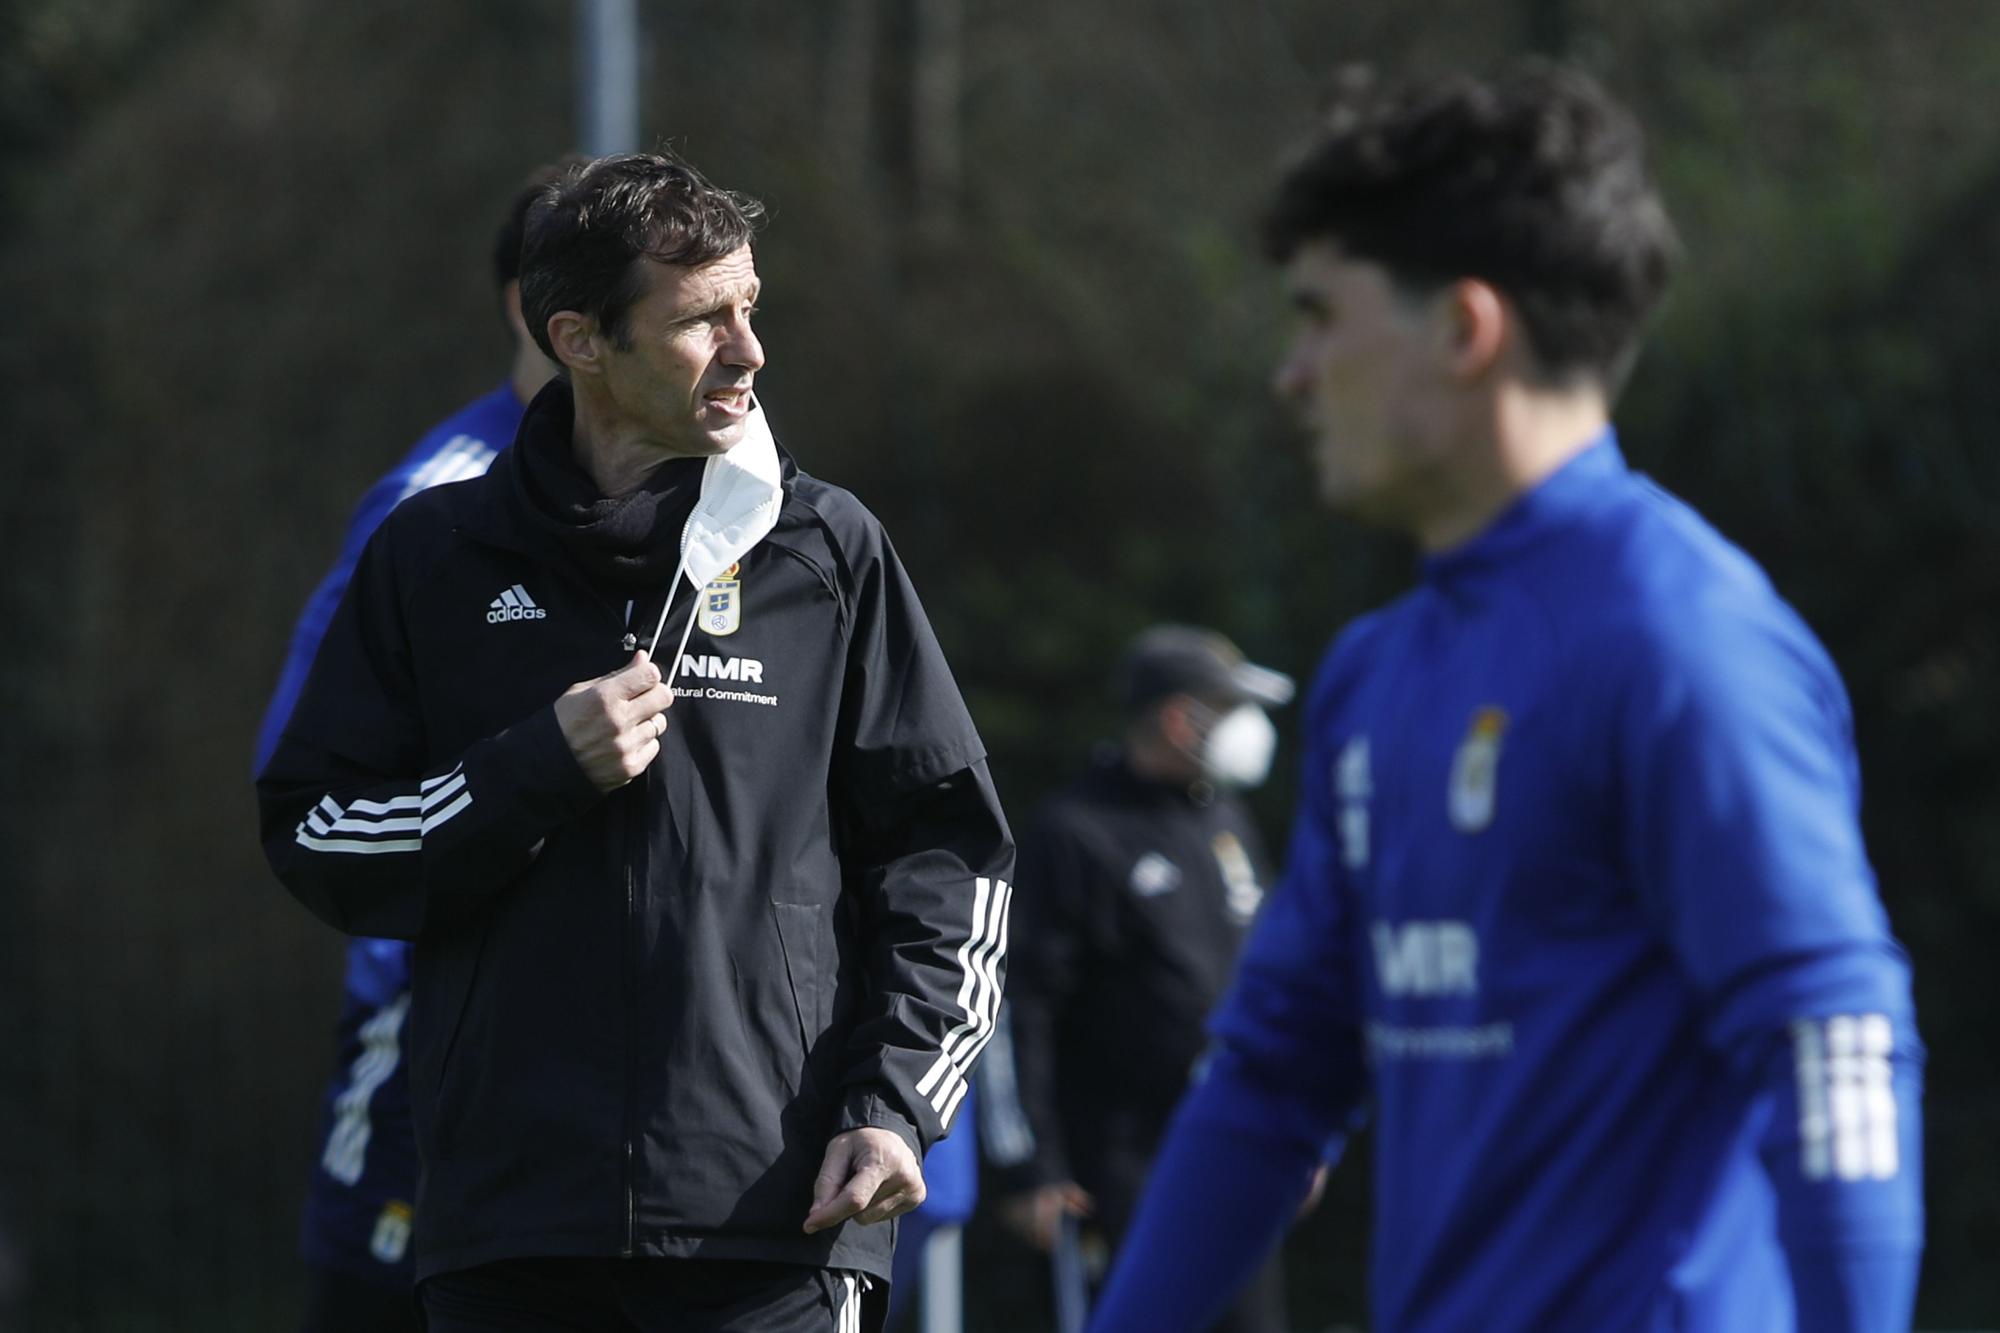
646 401 785 695
1198 703 1279 789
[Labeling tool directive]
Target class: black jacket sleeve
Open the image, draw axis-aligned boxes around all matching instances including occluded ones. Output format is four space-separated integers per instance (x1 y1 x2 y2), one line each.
987 808 1097 1191
256 519 602 939
827 527 1014 1157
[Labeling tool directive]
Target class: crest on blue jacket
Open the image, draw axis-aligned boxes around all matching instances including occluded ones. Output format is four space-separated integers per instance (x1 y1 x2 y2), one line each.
1448 707 1508 833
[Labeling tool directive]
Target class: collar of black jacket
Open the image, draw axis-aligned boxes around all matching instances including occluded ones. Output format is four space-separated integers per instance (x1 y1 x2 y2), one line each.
459 378 800 586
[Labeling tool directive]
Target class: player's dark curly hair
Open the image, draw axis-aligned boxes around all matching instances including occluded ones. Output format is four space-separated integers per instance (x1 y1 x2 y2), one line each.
493 156 587 293
1264 64 1679 388
519 151 765 361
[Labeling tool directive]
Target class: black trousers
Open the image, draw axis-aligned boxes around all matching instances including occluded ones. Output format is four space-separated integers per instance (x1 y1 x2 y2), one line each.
420 1257 881 1333
301 1263 425 1333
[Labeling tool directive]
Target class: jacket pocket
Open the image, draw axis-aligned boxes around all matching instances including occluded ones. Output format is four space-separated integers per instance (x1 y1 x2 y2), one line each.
770 902 824 1092
429 920 492 1160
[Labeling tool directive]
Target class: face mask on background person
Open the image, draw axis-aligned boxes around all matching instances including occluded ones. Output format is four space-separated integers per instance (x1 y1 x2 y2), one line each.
1188 701 1278 789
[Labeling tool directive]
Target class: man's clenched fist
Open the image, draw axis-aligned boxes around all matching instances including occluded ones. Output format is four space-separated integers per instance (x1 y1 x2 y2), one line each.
553 651 674 791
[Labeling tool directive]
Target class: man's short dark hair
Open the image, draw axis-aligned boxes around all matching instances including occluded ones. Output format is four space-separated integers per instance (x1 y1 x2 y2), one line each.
519 151 766 360
1264 64 1679 387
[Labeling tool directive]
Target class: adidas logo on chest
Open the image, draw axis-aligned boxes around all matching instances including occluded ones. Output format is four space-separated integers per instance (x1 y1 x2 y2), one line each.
486 584 547 623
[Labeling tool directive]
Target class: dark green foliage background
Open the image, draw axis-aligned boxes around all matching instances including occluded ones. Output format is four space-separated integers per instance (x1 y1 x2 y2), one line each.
2 1 1995 1326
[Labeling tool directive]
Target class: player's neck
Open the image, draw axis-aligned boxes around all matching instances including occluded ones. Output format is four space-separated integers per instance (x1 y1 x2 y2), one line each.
568 399 680 498
511 341 559 408
1411 384 1609 553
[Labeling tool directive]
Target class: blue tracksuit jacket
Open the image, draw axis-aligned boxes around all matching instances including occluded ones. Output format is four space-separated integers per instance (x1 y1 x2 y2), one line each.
1091 435 1923 1332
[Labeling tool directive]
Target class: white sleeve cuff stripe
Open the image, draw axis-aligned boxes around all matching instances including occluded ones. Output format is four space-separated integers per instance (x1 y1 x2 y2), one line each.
946 880 1012 1063
915 876 996 1101
421 790 474 834
920 878 1013 1114
293 767 474 856
346 794 422 815
294 832 423 854
1793 1013 1899 1183
328 813 423 836
421 773 469 810
421 764 466 793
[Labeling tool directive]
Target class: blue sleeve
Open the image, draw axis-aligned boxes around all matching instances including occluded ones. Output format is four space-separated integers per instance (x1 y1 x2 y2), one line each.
1615 595 1923 1323
1202 654 1370 1133
1088 657 1370 1332
1086 1053 1328 1333
342 936 414 1010
253 473 411 775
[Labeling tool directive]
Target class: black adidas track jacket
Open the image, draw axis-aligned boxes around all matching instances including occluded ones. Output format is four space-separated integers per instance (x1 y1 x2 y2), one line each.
258 432 1013 1284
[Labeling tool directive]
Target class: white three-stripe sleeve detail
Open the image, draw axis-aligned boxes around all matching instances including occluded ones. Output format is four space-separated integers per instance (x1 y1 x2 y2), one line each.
915 877 1008 1105
293 833 424 854
421 792 473 834
915 876 994 1100
937 884 1013 1125
924 879 1012 1117
945 878 1012 1064
293 764 473 855
345 794 422 815
421 772 468 809
320 992 411 1185
1859 1013 1899 1178
1795 1013 1899 1183
1793 1019 1832 1181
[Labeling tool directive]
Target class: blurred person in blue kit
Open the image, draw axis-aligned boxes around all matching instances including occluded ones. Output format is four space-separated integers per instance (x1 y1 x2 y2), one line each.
882 1084 979 1331
983 625 1306 1332
253 162 565 1331
257 151 1013 1333
1089 64 1924 1333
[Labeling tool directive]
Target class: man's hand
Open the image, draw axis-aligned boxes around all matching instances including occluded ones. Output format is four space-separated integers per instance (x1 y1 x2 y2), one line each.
553 651 673 792
1000 1181 1094 1252
802 1127 926 1234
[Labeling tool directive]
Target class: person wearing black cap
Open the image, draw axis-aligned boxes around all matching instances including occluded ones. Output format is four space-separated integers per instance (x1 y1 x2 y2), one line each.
984 625 1297 1333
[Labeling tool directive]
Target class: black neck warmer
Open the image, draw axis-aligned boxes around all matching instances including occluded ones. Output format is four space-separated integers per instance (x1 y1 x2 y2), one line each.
506 379 705 589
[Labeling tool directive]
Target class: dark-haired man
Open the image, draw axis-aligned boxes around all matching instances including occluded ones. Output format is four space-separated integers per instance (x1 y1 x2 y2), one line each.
255 162 563 1333
259 152 1013 1332
988 625 1296 1333
1089 67 1923 1333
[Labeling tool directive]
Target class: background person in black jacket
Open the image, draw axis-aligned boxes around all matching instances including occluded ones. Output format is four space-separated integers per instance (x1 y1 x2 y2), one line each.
257 152 1014 1333
985 625 1300 1333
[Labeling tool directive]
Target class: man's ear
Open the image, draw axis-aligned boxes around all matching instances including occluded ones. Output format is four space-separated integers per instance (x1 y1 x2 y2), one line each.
546 310 601 377
1444 277 1507 380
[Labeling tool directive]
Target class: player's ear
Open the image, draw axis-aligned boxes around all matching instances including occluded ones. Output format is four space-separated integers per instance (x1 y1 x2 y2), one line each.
1443 278 1507 381
547 309 601 377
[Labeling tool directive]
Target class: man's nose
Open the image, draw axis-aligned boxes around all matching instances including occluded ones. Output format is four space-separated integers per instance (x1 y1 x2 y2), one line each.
723 317 765 372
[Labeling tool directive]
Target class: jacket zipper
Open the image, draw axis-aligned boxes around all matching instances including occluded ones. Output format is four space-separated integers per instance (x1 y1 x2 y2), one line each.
620 844 636 1248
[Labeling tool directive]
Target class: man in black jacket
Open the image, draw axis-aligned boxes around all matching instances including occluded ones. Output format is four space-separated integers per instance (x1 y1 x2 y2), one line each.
258 152 1014 1333
986 625 1295 1333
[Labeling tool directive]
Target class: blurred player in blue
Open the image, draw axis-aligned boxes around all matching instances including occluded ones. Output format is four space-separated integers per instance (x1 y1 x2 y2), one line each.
1089 65 1924 1333
254 164 561 1332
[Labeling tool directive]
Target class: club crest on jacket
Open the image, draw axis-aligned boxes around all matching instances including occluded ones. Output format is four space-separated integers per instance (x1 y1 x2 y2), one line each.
1448 707 1508 833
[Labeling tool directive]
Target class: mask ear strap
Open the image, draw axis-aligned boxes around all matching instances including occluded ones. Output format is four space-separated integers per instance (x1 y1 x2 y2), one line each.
647 551 697 699
660 584 705 705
